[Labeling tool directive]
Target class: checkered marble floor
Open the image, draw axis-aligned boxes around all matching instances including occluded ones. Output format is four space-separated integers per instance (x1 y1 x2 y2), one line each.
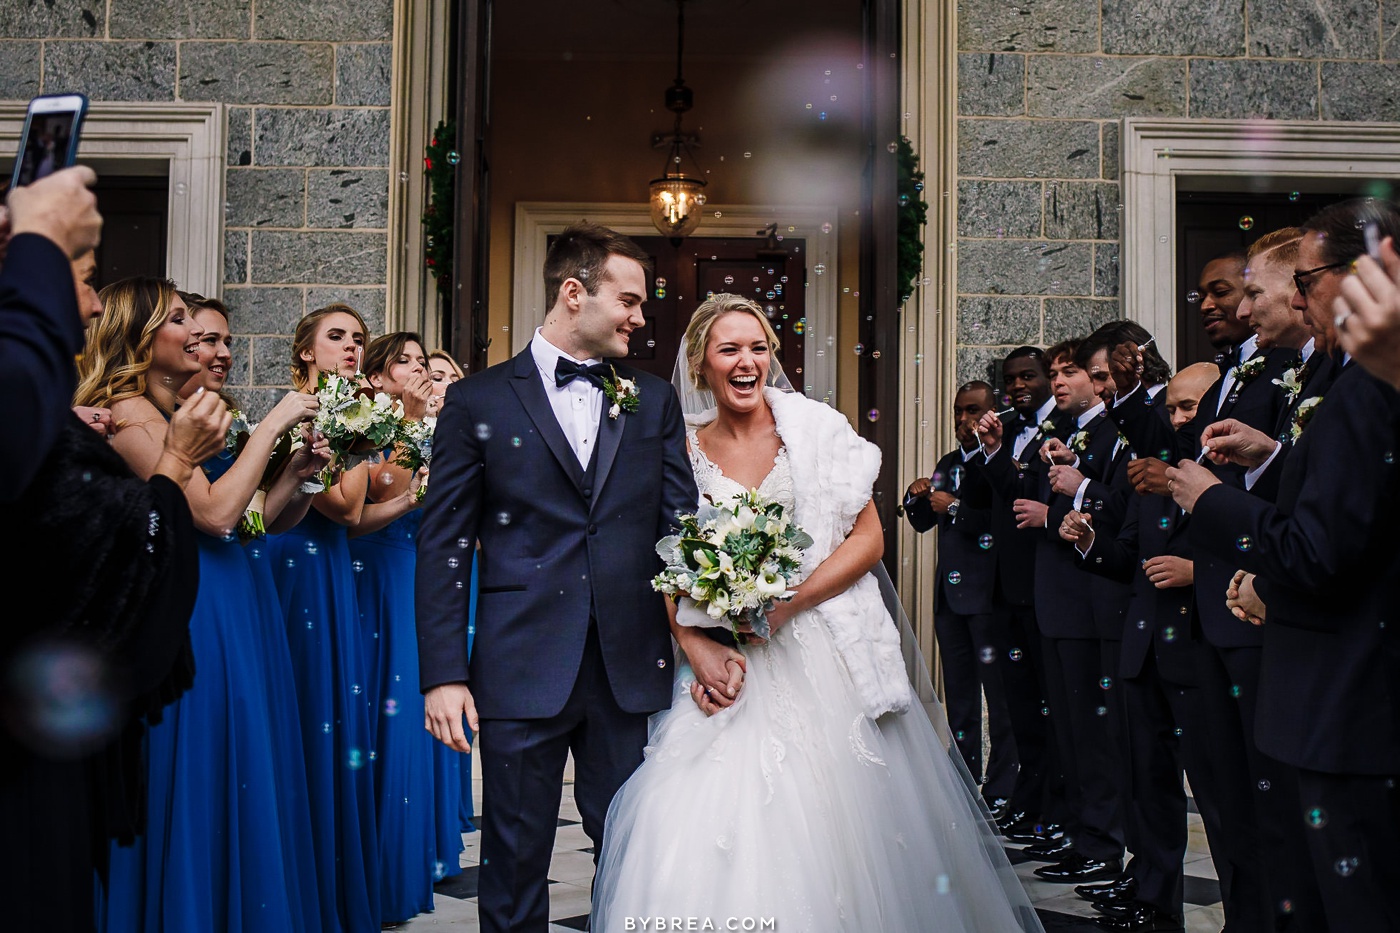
395 755 1224 932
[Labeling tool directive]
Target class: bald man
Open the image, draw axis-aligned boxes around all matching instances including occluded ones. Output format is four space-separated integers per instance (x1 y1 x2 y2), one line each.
1163 362 1221 431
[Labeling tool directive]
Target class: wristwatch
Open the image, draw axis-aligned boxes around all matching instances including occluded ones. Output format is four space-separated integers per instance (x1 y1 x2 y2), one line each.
946 499 961 520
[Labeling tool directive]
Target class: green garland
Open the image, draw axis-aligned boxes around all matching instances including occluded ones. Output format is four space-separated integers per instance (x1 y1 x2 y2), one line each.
423 119 457 299
896 136 929 303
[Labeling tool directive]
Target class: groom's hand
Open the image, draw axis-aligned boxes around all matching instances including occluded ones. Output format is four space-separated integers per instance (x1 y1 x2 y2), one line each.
678 630 746 708
424 682 478 753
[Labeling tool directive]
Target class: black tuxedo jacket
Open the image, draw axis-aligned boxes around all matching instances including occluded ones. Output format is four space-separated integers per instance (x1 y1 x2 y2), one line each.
1191 363 1400 774
1053 436 1135 641
415 349 698 719
1082 491 1198 683
969 408 1075 607
1 234 86 500
905 447 995 616
1032 411 1119 640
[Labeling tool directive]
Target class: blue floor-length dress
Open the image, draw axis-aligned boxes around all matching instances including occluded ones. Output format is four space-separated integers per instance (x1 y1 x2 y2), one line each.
349 508 464 923
268 506 380 933
100 452 322 933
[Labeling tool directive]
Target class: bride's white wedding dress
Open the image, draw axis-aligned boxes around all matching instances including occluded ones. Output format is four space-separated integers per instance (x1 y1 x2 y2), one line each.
591 391 1042 932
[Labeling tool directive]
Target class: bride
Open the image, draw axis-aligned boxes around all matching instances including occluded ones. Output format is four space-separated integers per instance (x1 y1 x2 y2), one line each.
590 295 1043 932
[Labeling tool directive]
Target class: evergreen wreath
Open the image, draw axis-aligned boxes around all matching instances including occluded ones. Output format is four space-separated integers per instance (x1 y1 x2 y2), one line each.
423 119 457 299
896 136 929 303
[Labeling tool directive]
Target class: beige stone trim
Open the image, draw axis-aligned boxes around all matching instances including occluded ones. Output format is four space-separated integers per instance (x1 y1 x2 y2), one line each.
898 0 959 664
1123 117 1400 368
387 0 454 337
512 202 840 398
0 101 224 296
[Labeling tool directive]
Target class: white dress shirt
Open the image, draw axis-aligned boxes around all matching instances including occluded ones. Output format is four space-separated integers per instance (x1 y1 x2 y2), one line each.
530 329 603 468
1011 397 1058 462
1216 335 1260 415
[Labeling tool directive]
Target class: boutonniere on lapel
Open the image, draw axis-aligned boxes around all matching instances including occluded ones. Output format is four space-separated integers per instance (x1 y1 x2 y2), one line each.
602 367 640 419
1230 356 1267 385
1272 364 1305 403
1289 395 1322 442
1070 429 1091 453
1038 418 1056 437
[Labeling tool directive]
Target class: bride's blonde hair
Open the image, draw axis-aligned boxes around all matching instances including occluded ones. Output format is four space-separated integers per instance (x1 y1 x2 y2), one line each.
682 293 782 391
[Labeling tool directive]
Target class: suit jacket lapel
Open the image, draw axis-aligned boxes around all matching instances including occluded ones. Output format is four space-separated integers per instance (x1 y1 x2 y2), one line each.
508 348 585 490
591 402 625 510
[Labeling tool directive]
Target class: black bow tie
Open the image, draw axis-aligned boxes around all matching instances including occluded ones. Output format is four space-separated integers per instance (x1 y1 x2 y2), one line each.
554 357 611 391
1215 345 1240 373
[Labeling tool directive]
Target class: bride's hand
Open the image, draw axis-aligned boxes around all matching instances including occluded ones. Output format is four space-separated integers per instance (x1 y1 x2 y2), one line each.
678 630 745 706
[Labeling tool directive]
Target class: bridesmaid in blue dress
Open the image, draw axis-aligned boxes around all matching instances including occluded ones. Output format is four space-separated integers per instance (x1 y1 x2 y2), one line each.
350 333 463 923
79 278 324 932
266 303 381 933
428 349 479 838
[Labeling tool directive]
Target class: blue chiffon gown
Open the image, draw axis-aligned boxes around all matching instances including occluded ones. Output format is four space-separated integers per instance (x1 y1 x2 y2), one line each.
349 507 464 923
99 451 322 933
268 505 380 933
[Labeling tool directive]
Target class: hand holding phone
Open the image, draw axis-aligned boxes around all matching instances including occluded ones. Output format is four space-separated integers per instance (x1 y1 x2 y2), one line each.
6 166 102 259
11 93 88 190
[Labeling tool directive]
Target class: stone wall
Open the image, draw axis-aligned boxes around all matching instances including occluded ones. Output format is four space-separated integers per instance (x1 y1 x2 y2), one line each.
953 0 1390 386
0 0 394 415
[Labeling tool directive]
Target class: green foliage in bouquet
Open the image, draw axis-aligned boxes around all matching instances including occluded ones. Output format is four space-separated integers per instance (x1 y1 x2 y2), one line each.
652 489 813 641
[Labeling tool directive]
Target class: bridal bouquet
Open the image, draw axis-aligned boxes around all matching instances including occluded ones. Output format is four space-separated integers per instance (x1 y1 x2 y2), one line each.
222 409 300 541
302 373 404 492
652 489 813 642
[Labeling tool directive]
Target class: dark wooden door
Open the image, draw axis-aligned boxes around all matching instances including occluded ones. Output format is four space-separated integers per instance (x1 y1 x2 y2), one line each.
92 175 168 288
452 0 492 374
1174 190 1340 367
616 235 807 387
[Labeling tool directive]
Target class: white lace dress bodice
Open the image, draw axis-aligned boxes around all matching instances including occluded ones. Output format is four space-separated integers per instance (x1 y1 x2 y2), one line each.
686 425 796 517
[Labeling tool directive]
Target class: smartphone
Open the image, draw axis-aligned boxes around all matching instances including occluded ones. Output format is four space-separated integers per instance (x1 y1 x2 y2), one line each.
10 93 88 189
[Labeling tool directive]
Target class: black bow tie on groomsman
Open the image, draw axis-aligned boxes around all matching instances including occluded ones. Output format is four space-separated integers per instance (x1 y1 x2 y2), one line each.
554 358 612 391
1215 345 1241 375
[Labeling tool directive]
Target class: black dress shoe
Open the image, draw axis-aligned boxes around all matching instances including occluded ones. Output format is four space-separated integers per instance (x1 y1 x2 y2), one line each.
1092 886 1145 908
1034 855 1124 883
986 796 1011 822
1092 902 1183 931
996 809 1029 833
1005 820 1064 844
1022 837 1076 861
1076 876 1134 901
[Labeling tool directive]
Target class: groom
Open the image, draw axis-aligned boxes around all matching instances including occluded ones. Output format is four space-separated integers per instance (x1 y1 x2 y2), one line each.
416 221 734 932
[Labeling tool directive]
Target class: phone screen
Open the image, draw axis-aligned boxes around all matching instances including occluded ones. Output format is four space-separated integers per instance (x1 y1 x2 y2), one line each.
12 97 86 188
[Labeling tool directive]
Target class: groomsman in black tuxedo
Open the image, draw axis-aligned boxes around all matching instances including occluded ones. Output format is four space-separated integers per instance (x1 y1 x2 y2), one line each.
1105 250 1312 931
1170 197 1400 930
904 381 1017 811
970 347 1069 842
979 341 1126 884
1062 362 1229 932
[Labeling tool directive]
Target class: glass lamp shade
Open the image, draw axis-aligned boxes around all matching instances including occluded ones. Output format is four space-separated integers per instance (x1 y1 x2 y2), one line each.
648 173 707 238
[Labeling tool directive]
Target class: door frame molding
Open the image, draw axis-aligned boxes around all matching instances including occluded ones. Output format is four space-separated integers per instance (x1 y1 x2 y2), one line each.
1123 117 1400 369
0 101 224 296
513 202 840 399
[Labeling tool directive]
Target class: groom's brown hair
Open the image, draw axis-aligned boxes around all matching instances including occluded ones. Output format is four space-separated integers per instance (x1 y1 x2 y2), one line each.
543 221 653 311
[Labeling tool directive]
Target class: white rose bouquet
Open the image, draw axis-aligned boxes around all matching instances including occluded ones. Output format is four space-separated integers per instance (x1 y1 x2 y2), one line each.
652 489 813 642
393 415 435 501
222 409 301 541
303 372 404 492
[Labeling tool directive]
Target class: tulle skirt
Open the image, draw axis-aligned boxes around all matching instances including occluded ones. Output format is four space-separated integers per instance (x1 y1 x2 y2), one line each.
591 606 1042 933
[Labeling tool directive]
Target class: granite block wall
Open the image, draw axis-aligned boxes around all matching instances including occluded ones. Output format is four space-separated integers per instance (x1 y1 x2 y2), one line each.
953 0 1394 387
0 0 393 416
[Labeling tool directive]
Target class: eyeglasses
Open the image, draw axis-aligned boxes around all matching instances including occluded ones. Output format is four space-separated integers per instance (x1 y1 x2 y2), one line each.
1292 262 1349 296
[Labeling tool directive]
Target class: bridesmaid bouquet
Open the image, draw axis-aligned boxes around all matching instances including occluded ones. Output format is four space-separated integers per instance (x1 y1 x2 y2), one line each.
223 409 300 541
393 416 435 502
302 373 404 492
652 489 812 642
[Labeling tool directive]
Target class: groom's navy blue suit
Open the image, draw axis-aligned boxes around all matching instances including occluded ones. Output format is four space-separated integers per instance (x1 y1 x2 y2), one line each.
416 346 696 932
